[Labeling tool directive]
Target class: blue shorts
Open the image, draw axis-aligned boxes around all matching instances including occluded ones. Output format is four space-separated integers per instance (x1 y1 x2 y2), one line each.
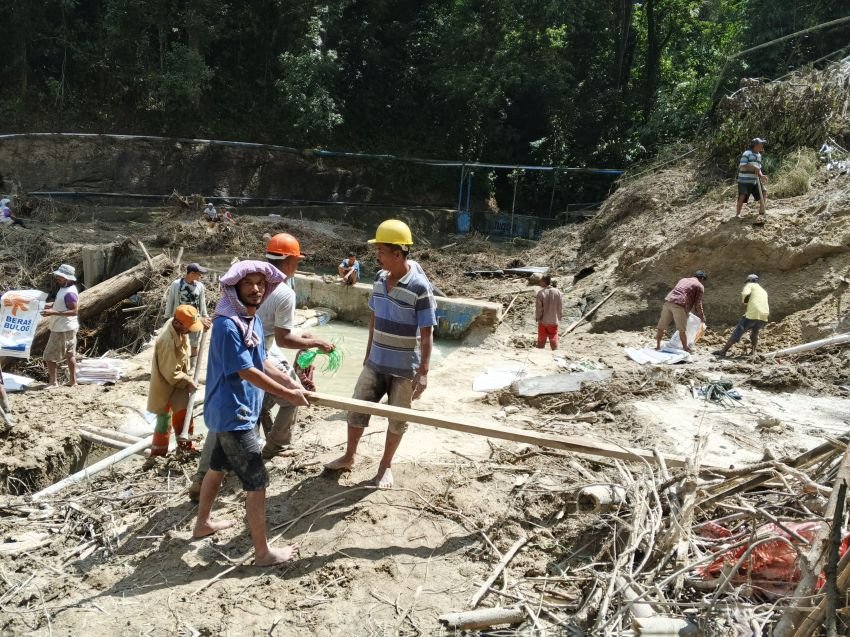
730 317 766 343
209 429 268 491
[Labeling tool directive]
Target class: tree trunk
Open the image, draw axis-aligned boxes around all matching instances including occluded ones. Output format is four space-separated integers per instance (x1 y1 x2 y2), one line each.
615 0 637 89
643 0 661 118
24 253 171 360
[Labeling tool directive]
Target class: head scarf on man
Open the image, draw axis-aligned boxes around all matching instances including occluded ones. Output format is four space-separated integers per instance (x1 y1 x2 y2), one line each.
215 260 283 348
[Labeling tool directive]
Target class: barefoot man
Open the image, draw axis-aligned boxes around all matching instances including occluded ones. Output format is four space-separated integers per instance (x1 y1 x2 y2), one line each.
192 260 309 566
325 219 437 488
41 264 79 387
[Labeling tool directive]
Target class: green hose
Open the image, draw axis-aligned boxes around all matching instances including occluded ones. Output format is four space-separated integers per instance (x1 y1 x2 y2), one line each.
297 342 344 374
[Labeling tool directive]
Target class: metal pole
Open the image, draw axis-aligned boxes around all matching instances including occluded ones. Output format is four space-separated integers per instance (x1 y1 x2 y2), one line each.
510 168 519 236
456 164 466 211
465 172 472 212
548 169 559 217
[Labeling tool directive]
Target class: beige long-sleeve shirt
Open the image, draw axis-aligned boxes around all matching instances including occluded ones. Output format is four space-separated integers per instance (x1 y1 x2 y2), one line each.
147 319 193 414
535 287 563 325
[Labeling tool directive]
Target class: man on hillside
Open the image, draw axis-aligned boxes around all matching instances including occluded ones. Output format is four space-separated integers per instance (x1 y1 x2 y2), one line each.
0 198 26 228
148 305 203 456
736 138 768 219
325 219 437 488
713 274 769 357
163 263 211 365
192 260 309 566
655 271 707 352
338 252 361 285
534 275 562 350
258 233 334 458
41 264 80 387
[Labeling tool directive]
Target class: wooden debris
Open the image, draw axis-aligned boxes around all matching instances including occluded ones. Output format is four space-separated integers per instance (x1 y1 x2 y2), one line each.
561 289 616 335
469 535 530 608
438 607 525 630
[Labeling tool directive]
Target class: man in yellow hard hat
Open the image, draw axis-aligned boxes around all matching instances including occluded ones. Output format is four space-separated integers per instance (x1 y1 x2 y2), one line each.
325 220 437 488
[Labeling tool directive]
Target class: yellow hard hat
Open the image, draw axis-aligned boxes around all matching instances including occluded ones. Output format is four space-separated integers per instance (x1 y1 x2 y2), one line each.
368 219 413 246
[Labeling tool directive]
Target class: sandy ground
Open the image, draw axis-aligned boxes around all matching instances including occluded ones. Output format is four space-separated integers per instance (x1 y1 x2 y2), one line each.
3 307 848 635
2 191 850 634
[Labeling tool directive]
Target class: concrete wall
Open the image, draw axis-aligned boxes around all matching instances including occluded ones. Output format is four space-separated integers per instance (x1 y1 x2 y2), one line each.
292 274 502 339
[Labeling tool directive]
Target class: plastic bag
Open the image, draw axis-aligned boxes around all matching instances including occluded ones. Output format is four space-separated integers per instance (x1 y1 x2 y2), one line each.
665 312 705 352
0 290 47 359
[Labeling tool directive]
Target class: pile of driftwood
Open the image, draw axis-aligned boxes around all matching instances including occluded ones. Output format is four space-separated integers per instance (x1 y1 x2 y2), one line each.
437 435 850 636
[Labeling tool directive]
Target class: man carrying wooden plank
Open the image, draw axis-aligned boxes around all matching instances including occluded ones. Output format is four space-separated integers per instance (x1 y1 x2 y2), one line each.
148 305 203 456
324 219 437 488
258 233 334 458
192 261 309 566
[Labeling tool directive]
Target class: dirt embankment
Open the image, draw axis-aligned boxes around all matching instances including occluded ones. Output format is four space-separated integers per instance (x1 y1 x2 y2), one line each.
543 161 850 340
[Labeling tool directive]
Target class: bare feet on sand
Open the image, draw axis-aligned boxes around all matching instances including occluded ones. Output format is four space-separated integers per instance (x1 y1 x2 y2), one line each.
324 455 354 471
192 519 236 539
254 544 299 567
375 467 394 489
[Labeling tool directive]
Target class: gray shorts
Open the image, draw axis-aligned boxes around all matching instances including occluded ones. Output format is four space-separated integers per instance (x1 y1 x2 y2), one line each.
348 365 413 435
209 429 269 491
43 330 77 362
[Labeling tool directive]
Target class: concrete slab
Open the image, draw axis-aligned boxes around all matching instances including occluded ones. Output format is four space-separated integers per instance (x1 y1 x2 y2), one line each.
293 274 502 339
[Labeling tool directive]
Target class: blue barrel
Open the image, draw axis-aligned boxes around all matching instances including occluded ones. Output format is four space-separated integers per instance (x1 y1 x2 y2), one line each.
456 210 471 233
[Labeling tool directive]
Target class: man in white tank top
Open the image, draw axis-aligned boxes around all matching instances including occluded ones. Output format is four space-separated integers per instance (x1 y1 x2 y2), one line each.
41 264 80 387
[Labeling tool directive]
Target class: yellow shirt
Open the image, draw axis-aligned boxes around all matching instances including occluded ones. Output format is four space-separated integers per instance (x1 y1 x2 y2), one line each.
146 319 193 414
742 282 769 321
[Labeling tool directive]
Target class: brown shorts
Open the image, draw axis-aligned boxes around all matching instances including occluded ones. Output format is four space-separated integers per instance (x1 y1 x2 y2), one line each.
348 365 413 435
657 302 687 336
43 330 78 362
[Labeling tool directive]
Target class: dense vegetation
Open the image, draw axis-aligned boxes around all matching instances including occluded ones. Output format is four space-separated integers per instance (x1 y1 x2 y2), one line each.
2 0 848 205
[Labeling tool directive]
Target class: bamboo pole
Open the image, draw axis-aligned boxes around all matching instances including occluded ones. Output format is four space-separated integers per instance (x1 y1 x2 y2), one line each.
561 290 616 336
33 436 152 499
766 333 850 358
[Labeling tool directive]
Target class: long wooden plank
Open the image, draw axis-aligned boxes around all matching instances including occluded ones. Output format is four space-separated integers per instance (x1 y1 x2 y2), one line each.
309 392 698 469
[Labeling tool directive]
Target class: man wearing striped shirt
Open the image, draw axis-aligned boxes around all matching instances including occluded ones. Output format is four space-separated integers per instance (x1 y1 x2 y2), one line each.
735 137 768 218
325 220 437 488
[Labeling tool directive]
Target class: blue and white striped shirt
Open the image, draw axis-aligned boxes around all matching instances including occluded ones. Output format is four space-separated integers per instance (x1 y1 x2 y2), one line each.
737 150 762 184
367 266 437 379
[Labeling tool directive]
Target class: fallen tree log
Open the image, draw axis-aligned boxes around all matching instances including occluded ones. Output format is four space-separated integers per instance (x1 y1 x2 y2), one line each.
26 253 171 358
308 392 710 469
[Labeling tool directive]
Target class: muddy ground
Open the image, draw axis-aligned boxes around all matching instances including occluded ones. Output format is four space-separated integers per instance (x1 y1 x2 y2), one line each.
1 174 850 635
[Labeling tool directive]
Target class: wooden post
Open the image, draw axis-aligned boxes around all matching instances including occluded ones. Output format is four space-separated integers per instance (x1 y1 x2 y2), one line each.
179 329 209 441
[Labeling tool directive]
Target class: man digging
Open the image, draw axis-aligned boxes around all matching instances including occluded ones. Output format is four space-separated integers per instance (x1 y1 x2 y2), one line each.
325 219 437 488
192 261 309 566
714 274 770 357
